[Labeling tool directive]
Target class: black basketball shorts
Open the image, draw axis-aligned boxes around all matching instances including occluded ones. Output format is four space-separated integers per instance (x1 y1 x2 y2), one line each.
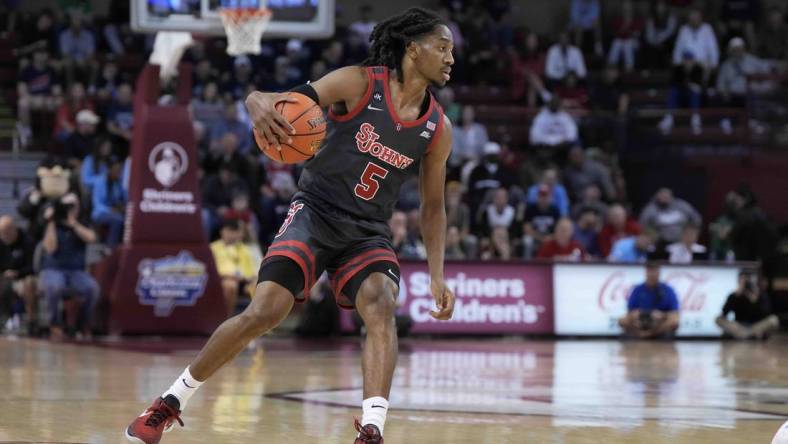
257 198 400 309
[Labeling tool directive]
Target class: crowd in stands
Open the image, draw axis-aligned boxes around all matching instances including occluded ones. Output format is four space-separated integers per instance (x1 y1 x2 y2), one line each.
0 0 784 337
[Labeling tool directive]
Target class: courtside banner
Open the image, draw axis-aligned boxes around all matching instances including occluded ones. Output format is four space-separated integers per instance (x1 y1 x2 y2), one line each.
554 263 739 336
397 261 554 334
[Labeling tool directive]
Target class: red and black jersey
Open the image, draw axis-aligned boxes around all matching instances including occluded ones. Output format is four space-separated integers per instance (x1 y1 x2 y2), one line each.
295 66 445 222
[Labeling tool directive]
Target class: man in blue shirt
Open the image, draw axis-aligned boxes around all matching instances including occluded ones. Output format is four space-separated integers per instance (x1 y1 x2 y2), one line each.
608 229 658 263
619 262 680 338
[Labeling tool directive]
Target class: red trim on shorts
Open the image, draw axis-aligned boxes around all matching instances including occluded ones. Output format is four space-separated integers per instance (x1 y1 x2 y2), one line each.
333 248 397 278
334 255 399 302
382 68 435 128
268 240 316 273
327 67 375 122
425 104 445 154
263 250 312 300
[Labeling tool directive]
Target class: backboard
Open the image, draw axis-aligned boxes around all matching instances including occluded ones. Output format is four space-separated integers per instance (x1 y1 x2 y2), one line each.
131 0 335 38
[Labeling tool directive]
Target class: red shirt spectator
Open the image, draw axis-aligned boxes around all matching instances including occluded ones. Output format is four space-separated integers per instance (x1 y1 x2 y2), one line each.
537 218 586 260
53 82 93 139
598 204 641 257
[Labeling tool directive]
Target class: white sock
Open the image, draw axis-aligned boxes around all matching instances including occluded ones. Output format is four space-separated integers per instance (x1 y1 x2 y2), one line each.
162 367 204 411
361 396 389 435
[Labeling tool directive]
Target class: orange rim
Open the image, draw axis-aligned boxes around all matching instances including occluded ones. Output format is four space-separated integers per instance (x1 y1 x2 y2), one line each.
219 7 272 22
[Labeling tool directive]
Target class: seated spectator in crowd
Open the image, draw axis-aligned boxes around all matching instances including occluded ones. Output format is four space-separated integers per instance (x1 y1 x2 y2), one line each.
203 163 249 240
658 51 706 135
526 168 570 217
210 102 252 155
608 229 658 263
16 49 61 146
0 217 36 333
509 31 546 106
643 0 678 69
14 9 58 60
716 0 758 50
666 223 707 264
59 13 97 85
716 270 779 340
54 82 93 142
672 8 720 75
607 0 644 72
568 0 603 56
91 157 127 247
564 147 615 202
210 219 257 317
529 97 579 163
390 210 425 260
480 227 512 261
599 204 641 257
191 82 225 128
445 181 477 258
80 136 113 195
451 105 488 174
260 56 302 91
553 72 589 111
716 37 774 133
726 185 779 270
259 173 296 245
639 188 701 245
94 59 122 101
756 7 788 60
618 263 680 339
571 184 608 220
224 192 259 244
40 193 99 340
522 184 561 259
545 32 588 87
106 82 134 154
537 218 586 261
205 132 252 187
467 142 514 222
445 226 466 260
482 188 516 237
573 208 601 257
63 109 100 168
223 55 258 100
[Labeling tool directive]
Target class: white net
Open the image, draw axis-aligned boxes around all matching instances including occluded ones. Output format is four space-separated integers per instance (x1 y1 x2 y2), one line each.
220 7 272 56
149 31 195 81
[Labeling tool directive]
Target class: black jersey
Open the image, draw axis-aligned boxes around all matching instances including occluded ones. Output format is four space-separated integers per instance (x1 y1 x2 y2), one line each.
295 66 445 222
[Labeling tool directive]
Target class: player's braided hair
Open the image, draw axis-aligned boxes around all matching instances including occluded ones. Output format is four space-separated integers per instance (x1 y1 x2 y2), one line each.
362 7 444 82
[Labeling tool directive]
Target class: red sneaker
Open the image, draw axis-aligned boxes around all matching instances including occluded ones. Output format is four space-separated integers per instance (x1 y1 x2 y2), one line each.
354 418 384 444
125 395 184 444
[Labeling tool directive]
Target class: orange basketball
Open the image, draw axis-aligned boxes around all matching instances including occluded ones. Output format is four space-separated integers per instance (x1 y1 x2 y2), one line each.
254 92 326 164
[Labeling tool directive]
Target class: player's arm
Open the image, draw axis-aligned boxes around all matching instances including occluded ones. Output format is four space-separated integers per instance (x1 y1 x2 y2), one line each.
419 115 455 321
245 66 368 151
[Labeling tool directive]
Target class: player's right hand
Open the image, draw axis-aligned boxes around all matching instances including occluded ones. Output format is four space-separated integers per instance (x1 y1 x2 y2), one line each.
245 91 297 151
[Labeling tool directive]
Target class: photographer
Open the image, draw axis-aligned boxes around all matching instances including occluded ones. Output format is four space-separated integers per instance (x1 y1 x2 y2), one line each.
40 193 99 340
618 262 680 339
716 271 779 340
0 216 36 333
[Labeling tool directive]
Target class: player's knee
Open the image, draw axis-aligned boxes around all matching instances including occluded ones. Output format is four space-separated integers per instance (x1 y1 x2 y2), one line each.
357 274 398 320
239 282 292 333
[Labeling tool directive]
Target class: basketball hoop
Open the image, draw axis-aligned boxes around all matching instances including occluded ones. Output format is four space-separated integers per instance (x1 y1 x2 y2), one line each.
219 7 272 56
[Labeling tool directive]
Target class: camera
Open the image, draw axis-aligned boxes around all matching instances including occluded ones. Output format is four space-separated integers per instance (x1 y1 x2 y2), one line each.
44 200 75 223
639 311 654 330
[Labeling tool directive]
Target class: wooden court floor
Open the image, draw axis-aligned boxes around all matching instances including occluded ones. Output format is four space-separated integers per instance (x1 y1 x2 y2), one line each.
1 335 787 444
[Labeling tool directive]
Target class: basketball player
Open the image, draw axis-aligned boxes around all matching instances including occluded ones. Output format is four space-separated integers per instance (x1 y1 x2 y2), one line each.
126 7 455 444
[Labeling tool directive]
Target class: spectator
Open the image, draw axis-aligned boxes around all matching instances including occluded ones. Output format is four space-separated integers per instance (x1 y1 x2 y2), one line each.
522 184 561 259
445 181 477 259
91 157 127 247
571 184 608 221
586 67 629 151
206 132 251 183
727 185 779 284
223 56 258 101
716 37 773 134
717 0 759 49
483 188 516 235
756 8 788 60
608 229 658 263
258 173 295 245
39 193 99 340
15 9 58 59
643 0 678 68
708 193 736 261
191 82 224 128
573 208 601 257
63 109 100 168
210 219 257 317
0 217 36 334
390 210 425 260
445 226 466 260
563 147 615 201
553 72 589 111
17 163 75 241
658 51 706 135
526 168 570 217
349 4 376 46
224 192 259 244
16 49 62 146
568 0 603 56
639 188 701 245
261 56 302 91
590 67 629 115
672 8 719 73
210 102 253 154
509 30 546 105
467 142 512 220
203 163 250 240
618 263 680 339
716 270 779 340
537 217 586 260
529 96 579 161
54 82 93 142
666 223 707 263
80 136 113 195
58 13 97 85
106 82 134 154
452 105 488 173
607 0 644 72
598 204 641 257
480 226 512 261
94 59 122 100
545 32 588 86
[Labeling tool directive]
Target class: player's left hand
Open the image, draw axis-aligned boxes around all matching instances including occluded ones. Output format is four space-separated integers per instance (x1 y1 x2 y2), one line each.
429 278 455 321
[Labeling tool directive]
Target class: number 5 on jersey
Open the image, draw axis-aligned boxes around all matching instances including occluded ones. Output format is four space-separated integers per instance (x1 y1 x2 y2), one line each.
354 162 389 201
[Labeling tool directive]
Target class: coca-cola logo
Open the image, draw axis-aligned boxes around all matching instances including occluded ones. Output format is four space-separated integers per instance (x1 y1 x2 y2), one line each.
597 270 710 312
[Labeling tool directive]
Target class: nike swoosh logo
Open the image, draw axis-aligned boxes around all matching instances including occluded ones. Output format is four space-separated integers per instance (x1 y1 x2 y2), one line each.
387 269 398 279
367 104 383 111
182 378 195 389
371 404 386 409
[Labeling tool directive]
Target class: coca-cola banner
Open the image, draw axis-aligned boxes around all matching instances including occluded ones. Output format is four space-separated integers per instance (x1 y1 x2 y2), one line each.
396 261 553 334
554 264 739 336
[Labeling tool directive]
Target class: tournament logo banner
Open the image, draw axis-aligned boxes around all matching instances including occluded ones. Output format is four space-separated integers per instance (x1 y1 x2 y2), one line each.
136 250 209 317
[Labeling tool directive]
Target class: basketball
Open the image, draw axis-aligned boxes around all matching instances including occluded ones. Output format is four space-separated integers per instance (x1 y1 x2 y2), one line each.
254 92 326 164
